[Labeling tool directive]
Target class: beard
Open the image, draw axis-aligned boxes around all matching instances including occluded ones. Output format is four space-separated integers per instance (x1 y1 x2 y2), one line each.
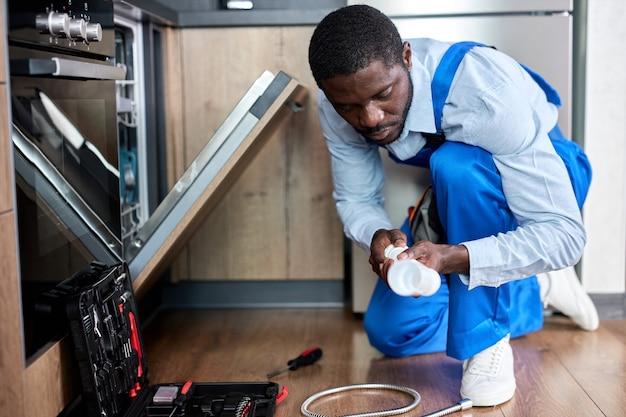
393 68 413 141
360 68 413 143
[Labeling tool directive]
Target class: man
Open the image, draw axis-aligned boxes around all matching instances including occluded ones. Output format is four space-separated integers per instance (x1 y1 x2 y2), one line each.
308 5 599 406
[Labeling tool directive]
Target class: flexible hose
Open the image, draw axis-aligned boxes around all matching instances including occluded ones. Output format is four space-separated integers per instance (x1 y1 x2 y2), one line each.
300 383 421 417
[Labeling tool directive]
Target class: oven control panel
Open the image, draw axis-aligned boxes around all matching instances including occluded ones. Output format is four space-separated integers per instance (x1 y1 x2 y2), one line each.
35 10 102 43
9 0 114 57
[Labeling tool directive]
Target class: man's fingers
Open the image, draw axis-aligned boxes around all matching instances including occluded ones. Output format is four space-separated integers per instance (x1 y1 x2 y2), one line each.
369 229 408 278
370 249 388 265
372 229 392 248
380 258 393 282
389 229 407 247
369 257 391 280
369 256 382 276
398 241 426 260
370 230 393 265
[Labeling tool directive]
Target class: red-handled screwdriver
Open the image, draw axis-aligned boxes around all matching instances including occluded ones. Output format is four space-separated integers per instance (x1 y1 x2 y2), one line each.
168 380 193 417
267 347 323 378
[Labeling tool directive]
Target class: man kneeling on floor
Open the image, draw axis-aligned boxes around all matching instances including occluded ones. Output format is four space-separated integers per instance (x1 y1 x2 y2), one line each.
308 5 599 407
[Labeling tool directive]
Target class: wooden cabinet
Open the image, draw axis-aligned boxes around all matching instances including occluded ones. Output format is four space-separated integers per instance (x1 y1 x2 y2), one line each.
167 27 344 282
0 212 24 416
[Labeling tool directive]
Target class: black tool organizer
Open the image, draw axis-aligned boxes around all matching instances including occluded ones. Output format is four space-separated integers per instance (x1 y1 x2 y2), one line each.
41 261 278 417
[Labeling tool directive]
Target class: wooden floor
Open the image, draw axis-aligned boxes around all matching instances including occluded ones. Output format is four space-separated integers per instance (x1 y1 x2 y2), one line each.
143 309 626 417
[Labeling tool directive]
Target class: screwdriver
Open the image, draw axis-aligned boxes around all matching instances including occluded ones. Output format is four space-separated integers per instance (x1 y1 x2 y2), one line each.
168 380 193 417
267 347 323 378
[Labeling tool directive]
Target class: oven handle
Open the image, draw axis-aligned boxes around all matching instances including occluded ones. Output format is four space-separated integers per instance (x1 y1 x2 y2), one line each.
10 57 127 80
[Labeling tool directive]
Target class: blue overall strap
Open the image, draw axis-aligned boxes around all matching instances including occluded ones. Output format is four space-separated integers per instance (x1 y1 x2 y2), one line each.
387 41 485 167
431 42 563 131
389 41 564 168
431 41 486 133
520 64 562 107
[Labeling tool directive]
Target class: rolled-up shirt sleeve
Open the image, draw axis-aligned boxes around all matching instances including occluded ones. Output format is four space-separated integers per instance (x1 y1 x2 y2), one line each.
448 74 586 289
318 92 393 249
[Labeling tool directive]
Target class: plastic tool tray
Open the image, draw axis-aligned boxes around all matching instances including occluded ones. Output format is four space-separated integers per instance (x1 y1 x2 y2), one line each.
41 261 278 417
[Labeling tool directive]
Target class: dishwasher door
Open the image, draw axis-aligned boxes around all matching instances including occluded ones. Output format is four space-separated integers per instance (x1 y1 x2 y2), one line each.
350 1 573 312
127 71 306 295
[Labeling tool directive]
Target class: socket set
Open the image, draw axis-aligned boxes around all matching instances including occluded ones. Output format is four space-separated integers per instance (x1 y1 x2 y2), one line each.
41 261 279 417
127 382 279 417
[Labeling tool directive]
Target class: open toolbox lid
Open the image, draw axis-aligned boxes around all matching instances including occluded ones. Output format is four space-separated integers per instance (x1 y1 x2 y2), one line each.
41 262 149 417
126 70 306 296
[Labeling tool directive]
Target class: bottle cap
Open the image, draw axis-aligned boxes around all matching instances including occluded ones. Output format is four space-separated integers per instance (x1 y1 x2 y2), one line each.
384 244 408 260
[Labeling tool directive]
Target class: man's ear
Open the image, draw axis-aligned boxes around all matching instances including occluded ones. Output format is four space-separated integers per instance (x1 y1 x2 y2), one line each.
402 41 412 70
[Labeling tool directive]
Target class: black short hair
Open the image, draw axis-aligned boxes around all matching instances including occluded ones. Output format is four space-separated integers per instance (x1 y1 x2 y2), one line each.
308 5 404 87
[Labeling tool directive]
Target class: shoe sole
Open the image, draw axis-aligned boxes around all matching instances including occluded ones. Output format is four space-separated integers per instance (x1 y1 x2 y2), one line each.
460 382 516 407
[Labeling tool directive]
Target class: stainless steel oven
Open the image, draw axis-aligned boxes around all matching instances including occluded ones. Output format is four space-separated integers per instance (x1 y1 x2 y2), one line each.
8 0 125 358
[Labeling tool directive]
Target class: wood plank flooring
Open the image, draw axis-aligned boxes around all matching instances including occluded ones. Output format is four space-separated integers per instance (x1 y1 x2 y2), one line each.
142 309 626 417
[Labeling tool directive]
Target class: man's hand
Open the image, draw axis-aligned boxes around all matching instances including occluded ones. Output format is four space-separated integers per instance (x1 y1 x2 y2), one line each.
397 241 470 275
369 228 407 280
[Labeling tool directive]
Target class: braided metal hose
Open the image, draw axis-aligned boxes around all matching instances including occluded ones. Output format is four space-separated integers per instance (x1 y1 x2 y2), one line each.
300 383 421 417
421 399 473 417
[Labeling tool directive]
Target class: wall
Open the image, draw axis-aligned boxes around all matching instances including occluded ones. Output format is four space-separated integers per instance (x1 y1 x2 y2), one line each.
580 0 626 293
166 26 344 281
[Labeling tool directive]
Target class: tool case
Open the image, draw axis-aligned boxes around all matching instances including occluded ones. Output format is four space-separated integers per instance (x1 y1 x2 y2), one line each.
40 261 279 417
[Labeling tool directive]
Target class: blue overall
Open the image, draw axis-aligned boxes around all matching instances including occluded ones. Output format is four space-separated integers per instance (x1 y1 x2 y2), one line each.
363 42 592 360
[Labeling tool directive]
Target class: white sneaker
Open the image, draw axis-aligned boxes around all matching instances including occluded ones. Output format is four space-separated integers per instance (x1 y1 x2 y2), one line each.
460 334 515 406
537 266 599 331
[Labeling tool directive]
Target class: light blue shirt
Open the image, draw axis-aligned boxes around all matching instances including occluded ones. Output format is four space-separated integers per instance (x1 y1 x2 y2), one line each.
318 38 586 289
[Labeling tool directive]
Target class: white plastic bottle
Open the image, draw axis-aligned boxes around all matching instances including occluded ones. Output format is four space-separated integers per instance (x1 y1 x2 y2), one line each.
383 245 441 297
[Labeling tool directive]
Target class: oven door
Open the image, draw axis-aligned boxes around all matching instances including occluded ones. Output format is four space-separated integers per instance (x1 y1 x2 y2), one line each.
10 45 125 240
13 123 122 358
10 45 126 358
